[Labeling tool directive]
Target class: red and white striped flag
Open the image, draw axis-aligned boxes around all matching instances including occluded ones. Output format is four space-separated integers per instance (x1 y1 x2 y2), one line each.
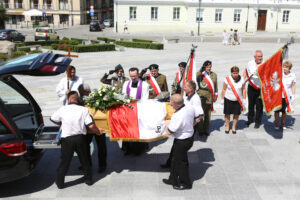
186 49 197 82
108 100 168 142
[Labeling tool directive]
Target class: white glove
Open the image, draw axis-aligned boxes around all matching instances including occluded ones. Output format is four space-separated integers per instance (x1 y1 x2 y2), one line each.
291 95 295 104
242 98 247 109
220 99 224 106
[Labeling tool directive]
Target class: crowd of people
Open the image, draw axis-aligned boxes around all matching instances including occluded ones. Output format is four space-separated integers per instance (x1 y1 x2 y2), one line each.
51 50 296 190
222 28 240 45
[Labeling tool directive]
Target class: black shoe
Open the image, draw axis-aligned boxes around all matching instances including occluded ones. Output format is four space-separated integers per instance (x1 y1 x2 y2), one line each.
162 179 172 186
225 130 229 134
173 184 192 190
254 123 260 129
98 166 107 173
232 130 236 134
160 163 170 169
85 179 93 186
246 121 253 126
78 166 83 171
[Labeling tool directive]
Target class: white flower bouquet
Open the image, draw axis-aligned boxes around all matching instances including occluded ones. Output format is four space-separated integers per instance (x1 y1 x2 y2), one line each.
84 85 134 111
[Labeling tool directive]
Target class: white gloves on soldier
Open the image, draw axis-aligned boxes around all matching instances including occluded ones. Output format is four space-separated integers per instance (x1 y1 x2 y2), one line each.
220 99 224 106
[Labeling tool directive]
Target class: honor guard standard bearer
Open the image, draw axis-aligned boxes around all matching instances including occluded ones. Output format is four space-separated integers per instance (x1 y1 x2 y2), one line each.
171 62 187 95
140 64 168 99
100 64 129 90
50 91 104 189
196 60 218 136
243 50 263 129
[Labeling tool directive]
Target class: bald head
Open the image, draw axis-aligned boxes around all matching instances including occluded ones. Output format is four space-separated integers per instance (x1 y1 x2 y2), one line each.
170 94 184 110
254 50 263 64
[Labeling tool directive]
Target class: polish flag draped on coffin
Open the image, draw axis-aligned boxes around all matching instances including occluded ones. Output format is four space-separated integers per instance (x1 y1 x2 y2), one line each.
108 100 170 142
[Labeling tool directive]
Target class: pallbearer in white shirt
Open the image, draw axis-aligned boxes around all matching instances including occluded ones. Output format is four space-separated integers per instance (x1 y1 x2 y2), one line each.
221 66 246 134
162 94 197 190
274 61 296 130
56 66 84 105
243 50 263 129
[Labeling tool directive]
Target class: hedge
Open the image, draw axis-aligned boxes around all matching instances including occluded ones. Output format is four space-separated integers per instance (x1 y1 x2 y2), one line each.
97 37 116 43
0 53 8 61
16 40 60 47
71 38 86 43
116 41 163 50
11 51 26 58
58 40 80 45
72 44 115 53
28 50 43 54
132 38 153 43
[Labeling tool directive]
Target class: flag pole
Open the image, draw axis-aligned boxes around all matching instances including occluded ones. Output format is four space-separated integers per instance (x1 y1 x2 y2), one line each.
185 44 198 80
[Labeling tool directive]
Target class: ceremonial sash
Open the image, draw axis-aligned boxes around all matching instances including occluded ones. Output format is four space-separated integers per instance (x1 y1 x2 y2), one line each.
245 68 260 90
176 72 186 88
201 72 216 112
226 76 244 112
126 80 143 99
282 82 293 113
147 74 161 95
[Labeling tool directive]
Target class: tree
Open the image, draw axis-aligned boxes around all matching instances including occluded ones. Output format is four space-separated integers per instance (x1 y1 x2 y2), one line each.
0 5 8 29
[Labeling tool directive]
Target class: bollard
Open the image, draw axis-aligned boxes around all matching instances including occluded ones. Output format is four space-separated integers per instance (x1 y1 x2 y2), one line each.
277 38 281 43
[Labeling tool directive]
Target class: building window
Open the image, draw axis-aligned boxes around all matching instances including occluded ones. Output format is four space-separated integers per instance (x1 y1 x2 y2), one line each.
282 10 290 23
130 7 137 20
59 0 68 10
151 7 158 20
196 8 203 22
4 0 10 8
234 9 241 22
215 9 222 22
30 0 38 9
43 0 52 9
173 7 180 20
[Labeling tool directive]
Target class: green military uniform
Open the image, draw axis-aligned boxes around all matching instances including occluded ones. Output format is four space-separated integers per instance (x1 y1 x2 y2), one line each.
196 71 218 134
144 73 168 99
171 74 184 95
100 73 129 90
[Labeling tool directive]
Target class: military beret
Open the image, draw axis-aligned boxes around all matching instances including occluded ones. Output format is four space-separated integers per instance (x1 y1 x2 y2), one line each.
115 64 123 71
149 64 159 70
178 62 187 68
203 60 212 67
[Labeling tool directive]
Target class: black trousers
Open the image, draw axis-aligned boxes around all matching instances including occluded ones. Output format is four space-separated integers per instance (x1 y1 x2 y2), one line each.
56 135 91 188
86 134 107 169
169 137 194 187
247 84 263 123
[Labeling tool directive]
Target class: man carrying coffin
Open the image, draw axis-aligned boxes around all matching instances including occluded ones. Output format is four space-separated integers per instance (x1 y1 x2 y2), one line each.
140 64 168 99
171 62 187 95
122 67 149 155
243 50 263 129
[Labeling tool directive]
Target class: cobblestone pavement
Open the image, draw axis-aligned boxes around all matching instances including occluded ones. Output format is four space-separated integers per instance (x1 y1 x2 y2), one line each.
1 38 300 199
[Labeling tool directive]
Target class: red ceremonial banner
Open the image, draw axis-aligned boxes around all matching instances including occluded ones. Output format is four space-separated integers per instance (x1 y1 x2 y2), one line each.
257 49 283 114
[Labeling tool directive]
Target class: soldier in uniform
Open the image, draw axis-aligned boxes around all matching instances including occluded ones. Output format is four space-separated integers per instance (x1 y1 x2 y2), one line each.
100 64 129 90
196 60 218 136
140 64 168 99
171 62 187 95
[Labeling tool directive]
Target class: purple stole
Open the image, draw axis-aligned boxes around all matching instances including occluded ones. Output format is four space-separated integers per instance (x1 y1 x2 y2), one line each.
126 79 143 99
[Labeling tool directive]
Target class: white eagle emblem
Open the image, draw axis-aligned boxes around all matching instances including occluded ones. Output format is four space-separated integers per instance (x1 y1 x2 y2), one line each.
270 72 280 91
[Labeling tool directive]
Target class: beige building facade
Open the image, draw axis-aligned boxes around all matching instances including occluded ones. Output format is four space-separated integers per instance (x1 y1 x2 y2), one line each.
1 0 113 25
114 0 300 33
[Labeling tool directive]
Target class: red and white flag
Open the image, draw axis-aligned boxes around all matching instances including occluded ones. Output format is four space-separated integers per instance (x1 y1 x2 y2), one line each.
147 73 161 95
186 50 197 82
257 49 283 114
108 100 168 142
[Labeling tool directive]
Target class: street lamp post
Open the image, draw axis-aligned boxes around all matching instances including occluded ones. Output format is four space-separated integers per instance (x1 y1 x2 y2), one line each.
197 0 201 36
70 0 74 26
246 4 249 32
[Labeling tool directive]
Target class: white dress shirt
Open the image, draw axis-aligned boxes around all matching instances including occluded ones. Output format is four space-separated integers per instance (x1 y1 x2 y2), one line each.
282 72 296 98
56 76 84 105
122 79 149 100
245 60 261 89
183 93 204 117
224 76 244 101
50 103 93 138
168 104 196 140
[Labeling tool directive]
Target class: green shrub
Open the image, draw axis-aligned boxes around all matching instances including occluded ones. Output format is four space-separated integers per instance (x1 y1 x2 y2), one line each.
97 37 116 43
62 37 69 40
58 40 80 45
51 43 58 50
58 43 70 51
29 50 43 54
0 54 8 61
23 40 60 46
71 38 85 43
15 43 25 47
72 44 115 53
116 41 163 50
132 38 153 43
18 47 31 52
11 51 26 58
